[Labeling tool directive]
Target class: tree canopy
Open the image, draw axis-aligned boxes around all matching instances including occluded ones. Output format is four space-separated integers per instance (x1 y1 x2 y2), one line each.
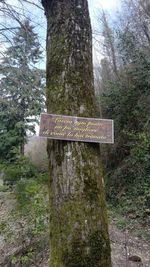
0 19 45 159
96 0 150 219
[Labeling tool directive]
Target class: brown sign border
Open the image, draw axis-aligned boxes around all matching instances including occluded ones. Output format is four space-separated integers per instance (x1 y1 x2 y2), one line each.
39 113 114 144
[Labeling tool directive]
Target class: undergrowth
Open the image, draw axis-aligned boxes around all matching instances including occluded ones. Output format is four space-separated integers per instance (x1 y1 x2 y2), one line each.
0 155 49 267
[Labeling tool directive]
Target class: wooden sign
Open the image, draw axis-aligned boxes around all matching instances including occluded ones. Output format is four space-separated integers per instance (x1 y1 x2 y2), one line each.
39 113 114 144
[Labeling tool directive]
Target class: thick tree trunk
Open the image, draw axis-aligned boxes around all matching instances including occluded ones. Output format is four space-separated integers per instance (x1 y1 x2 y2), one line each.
41 1 112 266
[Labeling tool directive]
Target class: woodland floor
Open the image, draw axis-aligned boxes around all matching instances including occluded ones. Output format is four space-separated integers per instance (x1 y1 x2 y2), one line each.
0 191 150 267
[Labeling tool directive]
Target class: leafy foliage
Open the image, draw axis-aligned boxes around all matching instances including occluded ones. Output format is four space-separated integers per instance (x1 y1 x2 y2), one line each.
97 4 150 221
1 153 38 186
0 19 45 159
0 166 49 266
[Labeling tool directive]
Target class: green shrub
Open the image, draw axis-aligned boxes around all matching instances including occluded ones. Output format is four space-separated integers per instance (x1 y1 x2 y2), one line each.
2 155 38 186
106 132 150 220
15 178 49 232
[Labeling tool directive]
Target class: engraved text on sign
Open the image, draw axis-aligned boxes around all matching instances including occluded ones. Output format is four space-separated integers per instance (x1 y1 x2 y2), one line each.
39 114 114 144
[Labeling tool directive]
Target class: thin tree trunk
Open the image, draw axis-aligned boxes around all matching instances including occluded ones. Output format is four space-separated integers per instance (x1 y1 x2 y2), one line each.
41 1 112 266
102 11 118 77
20 142 24 155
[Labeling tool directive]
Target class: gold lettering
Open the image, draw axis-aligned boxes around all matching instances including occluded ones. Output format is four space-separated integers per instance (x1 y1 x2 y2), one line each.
62 126 71 131
74 133 84 138
85 134 106 139
74 121 87 126
67 132 73 137
51 132 65 136
55 125 63 129
55 118 72 124
74 127 96 133
42 129 49 135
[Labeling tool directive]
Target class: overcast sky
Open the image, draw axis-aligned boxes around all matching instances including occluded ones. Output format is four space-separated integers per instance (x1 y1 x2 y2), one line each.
0 0 120 67
89 0 120 22
88 0 120 64
89 0 119 12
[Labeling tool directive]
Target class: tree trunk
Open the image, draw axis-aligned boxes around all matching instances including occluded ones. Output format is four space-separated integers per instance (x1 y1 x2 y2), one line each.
41 1 112 266
20 142 24 155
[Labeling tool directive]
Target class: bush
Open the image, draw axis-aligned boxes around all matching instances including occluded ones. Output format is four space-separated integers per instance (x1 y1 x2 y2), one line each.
15 177 49 238
2 154 38 186
106 132 150 220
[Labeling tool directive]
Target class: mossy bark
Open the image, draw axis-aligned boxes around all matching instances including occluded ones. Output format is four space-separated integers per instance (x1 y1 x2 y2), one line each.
41 0 112 266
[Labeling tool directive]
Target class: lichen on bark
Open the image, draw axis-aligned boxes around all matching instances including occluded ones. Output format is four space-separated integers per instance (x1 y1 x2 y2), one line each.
41 0 112 266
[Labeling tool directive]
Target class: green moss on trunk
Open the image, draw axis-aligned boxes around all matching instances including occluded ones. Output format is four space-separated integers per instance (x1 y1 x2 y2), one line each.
41 0 112 266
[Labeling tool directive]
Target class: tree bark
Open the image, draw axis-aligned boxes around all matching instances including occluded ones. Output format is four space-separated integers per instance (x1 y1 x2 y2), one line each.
20 142 24 155
101 11 118 77
41 1 112 266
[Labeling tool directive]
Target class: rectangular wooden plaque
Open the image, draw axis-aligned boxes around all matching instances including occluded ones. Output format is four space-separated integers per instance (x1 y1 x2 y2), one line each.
39 113 114 144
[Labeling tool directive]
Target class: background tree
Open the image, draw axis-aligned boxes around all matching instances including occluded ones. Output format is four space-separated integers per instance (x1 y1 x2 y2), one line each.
0 0 45 45
100 11 118 77
0 19 45 159
41 0 112 266
95 0 150 220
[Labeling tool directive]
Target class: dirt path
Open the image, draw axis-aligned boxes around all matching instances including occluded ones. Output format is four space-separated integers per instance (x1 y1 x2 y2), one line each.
0 192 149 267
36 223 150 267
110 223 150 267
